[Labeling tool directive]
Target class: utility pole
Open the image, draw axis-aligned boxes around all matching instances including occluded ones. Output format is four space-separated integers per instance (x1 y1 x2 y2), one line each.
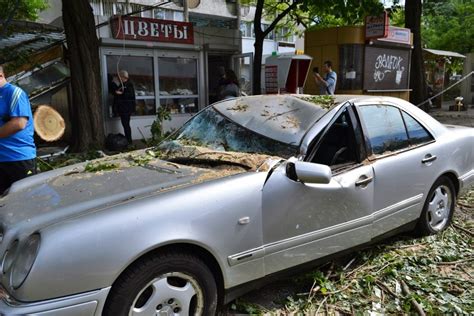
183 0 189 22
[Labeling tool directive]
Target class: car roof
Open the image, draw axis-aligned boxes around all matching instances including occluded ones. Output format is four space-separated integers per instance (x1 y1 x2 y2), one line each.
213 94 447 147
213 95 347 145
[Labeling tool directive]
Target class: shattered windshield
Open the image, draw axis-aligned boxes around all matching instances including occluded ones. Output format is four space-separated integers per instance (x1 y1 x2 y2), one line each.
161 107 298 158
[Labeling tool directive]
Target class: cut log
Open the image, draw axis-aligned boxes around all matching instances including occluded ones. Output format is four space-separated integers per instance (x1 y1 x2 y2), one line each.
33 105 66 142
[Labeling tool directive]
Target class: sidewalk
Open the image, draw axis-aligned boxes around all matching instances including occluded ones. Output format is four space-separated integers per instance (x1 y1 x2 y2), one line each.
429 100 474 127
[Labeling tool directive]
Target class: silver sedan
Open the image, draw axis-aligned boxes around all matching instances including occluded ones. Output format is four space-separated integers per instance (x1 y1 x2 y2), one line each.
0 95 473 315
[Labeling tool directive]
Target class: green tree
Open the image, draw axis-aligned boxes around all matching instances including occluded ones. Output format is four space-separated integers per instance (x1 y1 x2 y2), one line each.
423 0 474 54
0 0 49 38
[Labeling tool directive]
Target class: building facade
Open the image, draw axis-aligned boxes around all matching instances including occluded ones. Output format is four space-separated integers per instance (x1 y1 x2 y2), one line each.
39 0 303 140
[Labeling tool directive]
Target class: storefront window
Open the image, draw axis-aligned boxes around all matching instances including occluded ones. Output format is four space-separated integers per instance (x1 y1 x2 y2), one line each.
106 55 155 117
158 57 199 114
339 44 364 90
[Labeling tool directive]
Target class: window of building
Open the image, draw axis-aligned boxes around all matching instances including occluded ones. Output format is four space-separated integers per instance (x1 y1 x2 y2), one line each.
359 105 409 155
402 112 434 146
106 55 156 117
90 1 103 16
338 44 364 90
158 57 199 114
153 8 181 21
277 27 294 43
240 21 253 38
113 3 131 15
262 24 274 40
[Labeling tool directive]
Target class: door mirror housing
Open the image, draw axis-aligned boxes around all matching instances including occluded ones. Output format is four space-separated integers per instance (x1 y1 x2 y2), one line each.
286 161 332 184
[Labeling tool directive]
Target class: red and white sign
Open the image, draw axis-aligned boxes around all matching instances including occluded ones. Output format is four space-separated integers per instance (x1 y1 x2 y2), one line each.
378 26 411 45
365 12 389 40
265 65 279 94
111 16 194 44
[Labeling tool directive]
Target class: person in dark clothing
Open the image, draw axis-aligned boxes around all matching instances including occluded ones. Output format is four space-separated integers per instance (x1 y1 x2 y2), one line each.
111 70 136 143
219 69 240 100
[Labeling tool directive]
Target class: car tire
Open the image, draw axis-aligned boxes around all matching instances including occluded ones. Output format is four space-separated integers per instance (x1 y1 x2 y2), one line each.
416 176 456 236
103 251 218 316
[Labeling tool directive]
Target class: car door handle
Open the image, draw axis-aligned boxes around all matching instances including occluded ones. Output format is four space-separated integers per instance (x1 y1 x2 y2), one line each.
355 176 373 187
422 154 437 164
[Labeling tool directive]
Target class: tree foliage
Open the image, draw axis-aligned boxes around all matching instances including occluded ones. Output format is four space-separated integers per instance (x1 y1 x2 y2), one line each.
422 0 474 54
304 0 384 30
0 0 48 22
0 0 48 38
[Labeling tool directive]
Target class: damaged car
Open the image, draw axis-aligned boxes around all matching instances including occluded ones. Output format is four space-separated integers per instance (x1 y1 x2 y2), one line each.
0 95 473 315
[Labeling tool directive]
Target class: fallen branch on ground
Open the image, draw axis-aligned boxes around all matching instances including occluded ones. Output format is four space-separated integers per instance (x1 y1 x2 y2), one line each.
401 279 426 316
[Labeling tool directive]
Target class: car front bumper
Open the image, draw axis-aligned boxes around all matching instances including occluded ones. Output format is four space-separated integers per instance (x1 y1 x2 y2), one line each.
0 286 110 316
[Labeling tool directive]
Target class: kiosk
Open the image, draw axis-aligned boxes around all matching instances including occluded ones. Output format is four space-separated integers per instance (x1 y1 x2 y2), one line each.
264 53 312 94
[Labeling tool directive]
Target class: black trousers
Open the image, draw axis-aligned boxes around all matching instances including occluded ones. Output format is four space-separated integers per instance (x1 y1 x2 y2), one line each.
120 114 132 143
0 158 37 194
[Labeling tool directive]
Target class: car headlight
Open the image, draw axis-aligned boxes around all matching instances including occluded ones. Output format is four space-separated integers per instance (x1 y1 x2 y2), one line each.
11 234 41 289
2 240 19 274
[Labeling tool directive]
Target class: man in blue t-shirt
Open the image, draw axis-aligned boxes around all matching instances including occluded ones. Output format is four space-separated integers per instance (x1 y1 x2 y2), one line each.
313 60 337 95
0 66 36 194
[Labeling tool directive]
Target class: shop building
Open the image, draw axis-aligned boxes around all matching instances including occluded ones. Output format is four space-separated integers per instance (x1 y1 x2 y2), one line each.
92 1 243 139
304 23 413 101
38 0 306 141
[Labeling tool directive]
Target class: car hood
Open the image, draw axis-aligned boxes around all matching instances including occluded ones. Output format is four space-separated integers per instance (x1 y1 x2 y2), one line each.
0 148 278 235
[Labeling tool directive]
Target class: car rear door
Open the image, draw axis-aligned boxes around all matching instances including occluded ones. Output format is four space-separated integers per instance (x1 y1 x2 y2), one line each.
356 103 442 237
261 106 374 275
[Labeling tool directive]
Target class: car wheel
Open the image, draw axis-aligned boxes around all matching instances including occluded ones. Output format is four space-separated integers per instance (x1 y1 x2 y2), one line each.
103 252 218 316
416 176 456 235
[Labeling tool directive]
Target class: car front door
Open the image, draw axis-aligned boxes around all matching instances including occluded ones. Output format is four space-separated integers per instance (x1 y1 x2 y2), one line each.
356 103 441 237
261 106 374 275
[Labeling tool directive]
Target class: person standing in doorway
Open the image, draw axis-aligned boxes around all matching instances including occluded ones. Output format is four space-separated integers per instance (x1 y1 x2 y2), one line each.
111 70 136 144
313 60 337 95
220 69 240 100
0 66 37 194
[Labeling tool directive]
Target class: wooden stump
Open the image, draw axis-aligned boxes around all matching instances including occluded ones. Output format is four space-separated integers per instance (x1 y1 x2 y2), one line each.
33 105 66 142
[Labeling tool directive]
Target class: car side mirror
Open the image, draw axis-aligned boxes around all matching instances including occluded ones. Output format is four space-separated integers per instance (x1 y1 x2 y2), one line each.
286 161 332 184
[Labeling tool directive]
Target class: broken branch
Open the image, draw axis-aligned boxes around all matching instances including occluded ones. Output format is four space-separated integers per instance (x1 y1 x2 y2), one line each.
400 279 426 316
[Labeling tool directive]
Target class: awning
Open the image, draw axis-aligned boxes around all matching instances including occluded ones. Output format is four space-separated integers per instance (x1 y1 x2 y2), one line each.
423 48 466 59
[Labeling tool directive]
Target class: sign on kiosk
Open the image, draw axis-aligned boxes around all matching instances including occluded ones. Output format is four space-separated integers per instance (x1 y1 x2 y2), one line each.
365 12 389 40
111 16 194 45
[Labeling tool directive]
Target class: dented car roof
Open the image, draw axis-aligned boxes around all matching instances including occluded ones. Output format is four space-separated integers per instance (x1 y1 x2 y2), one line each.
213 95 346 146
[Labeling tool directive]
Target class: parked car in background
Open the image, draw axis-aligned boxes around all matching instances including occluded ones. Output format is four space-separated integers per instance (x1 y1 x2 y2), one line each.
1 95 473 315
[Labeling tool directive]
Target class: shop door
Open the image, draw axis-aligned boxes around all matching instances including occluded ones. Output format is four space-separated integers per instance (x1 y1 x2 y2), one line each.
232 53 253 96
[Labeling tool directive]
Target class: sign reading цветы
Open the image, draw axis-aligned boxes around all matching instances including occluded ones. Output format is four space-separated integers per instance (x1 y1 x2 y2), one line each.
111 16 194 44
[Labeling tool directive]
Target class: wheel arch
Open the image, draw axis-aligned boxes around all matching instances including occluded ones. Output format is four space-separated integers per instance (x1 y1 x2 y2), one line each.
106 242 225 306
439 171 460 196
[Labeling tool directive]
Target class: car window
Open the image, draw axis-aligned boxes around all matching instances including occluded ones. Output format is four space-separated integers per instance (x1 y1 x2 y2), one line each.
359 105 409 155
311 108 359 167
402 111 434 145
161 107 298 158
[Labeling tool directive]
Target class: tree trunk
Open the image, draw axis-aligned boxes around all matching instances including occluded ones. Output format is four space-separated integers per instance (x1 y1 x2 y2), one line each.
252 34 265 95
63 0 104 151
405 0 428 110
252 0 264 95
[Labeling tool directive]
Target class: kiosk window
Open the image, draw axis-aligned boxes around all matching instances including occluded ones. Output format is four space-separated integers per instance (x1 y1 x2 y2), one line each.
158 57 199 114
339 45 363 90
106 55 155 116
